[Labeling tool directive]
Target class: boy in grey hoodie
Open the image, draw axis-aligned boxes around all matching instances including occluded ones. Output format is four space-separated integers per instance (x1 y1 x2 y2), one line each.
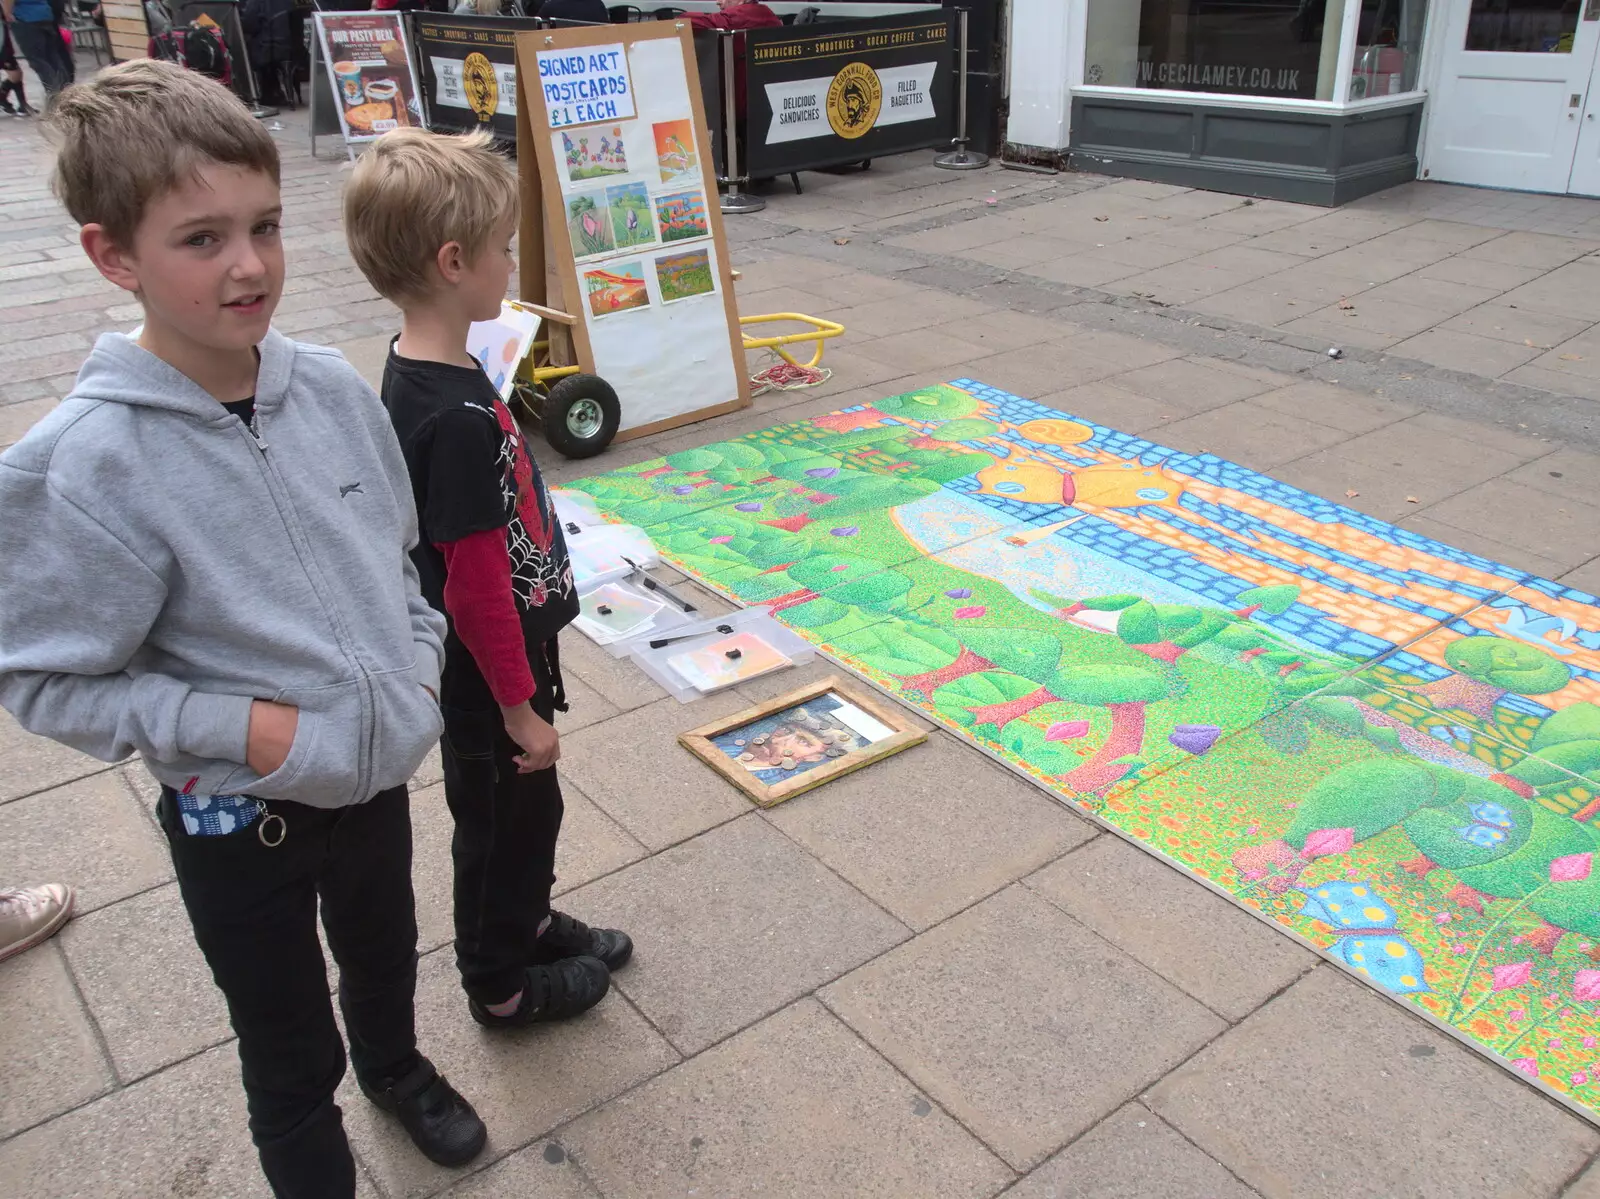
0 62 486 1197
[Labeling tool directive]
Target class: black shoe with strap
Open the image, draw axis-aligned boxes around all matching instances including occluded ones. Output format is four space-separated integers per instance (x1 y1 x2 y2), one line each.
533 910 634 971
358 1055 486 1168
468 954 611 1029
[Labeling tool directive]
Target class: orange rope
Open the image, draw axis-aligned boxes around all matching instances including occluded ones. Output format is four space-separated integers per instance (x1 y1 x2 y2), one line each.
750 358 832 397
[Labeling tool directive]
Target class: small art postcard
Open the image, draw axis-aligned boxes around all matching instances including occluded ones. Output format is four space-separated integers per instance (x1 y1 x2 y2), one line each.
566 189 615 260
574 582 665 644
464 301 542 399
653 118 698 184
560 125 630 182
604 180 655 250
654 189 708 243
667 631 791 692
583 260 650 318
655 247 715 303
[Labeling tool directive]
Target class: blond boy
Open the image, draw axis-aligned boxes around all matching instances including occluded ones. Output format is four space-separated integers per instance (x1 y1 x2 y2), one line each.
0 63 486 1196
344 130 631 1029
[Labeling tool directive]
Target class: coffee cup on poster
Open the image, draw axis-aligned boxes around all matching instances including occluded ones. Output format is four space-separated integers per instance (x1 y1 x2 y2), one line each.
333 60 363 106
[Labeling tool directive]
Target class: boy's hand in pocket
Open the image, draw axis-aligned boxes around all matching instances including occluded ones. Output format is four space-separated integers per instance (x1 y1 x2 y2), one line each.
247 700 300 775
501 701 559 773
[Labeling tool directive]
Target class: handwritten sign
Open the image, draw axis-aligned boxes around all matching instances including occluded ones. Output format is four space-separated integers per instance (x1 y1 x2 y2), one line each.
536 43 634 128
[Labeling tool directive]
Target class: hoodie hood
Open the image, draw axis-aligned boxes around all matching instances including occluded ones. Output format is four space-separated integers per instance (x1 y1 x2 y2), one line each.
71 329 297 422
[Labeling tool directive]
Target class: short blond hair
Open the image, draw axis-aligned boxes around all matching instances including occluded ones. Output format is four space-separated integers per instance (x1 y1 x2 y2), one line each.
48 59 280 248
344 128 519 304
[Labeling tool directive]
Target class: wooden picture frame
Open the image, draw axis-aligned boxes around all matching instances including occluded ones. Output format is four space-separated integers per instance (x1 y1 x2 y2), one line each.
514 22 751 443
678 676 927 808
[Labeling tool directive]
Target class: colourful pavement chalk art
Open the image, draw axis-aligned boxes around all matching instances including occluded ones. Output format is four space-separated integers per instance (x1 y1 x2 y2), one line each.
569 379 1600 1123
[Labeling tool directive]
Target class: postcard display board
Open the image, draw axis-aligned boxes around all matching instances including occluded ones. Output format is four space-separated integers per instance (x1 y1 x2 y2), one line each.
515 23 749 441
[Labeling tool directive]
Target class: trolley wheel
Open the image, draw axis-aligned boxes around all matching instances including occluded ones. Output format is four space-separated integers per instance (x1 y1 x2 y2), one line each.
543 373 621 459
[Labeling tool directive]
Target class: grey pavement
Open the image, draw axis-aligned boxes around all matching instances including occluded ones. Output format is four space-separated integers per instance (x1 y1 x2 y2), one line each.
3 90 1600 1198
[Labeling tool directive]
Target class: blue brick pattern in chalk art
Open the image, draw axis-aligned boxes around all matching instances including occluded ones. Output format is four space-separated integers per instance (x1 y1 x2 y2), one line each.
942 380 1529 662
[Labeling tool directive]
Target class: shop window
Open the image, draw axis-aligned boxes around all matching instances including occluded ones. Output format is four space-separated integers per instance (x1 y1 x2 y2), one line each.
1465 0 1581 53
1349 0 1430 98
1083 0 1348 101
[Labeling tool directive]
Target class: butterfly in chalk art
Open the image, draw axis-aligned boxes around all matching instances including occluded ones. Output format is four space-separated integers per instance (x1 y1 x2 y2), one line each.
1295 881 1431 995
1455 801 1515 850
1429 724 1475 745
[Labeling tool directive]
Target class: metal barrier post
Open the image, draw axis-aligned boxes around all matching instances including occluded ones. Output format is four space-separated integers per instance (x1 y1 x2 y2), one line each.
935 7 988 170
718 30 765 214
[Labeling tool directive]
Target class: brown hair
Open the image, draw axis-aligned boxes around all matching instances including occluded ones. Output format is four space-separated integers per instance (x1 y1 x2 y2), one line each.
343 127 519 304
48 59 280 248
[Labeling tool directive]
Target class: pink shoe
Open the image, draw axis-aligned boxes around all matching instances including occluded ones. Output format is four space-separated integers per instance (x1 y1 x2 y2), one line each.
0 884 76 961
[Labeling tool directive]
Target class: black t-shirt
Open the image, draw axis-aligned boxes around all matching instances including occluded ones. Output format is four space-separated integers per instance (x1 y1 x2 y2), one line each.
381 347 578 710
223 396 256 427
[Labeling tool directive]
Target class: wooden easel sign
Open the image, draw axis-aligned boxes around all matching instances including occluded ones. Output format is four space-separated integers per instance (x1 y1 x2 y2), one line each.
514 22 750 442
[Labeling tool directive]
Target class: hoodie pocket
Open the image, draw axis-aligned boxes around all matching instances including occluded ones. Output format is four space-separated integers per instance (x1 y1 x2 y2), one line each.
369 665 445 794
242 679 364 806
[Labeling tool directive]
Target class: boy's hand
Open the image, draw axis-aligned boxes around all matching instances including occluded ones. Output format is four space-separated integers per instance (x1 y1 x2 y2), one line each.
501 701 559 773
247 700 299 776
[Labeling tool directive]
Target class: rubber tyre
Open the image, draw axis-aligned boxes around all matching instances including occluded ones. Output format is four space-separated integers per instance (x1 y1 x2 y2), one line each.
542 374 621 459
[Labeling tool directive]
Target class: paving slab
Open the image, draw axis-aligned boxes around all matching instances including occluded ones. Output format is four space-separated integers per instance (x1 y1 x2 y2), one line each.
0 1042 266 1199
437 1140 603 1198
58 881 232 1083
0 771 171 913
0 941 113 1138
0 706 110 804
823 884 1225 1171
562 813 908 1055
340 947 678 1199
555 690 757 852
1388 328 1546 377
765 728 1097 930
1109 357 1277 413
1415 477 1600 573
1148 967 1600 1199
1031 380 1183 433
560 998 1012 1199
1566 1157 1600 1199
1004 1103 1260 1199
1150 399 1353 470
1240 381 1418 435
1025 836 1313 1022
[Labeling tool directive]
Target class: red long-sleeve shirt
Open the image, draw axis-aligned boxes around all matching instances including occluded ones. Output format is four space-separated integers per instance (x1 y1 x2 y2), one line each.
438 528 536 708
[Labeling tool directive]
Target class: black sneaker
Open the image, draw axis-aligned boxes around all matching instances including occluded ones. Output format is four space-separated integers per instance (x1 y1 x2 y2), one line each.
533 910 634 971
468 956 610 1029
358 1056 486 1168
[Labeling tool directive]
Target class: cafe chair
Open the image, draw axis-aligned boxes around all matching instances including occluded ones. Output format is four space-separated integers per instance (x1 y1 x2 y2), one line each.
608 4 643 20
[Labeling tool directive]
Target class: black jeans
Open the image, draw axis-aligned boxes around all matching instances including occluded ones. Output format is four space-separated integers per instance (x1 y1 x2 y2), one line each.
441 643 566 1006
156 785 421 1199
9 21 71 96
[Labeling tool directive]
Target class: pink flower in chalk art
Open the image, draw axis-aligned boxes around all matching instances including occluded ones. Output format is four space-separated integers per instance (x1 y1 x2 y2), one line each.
1548 1038 1563 1049
1550 853 1593 882
1574 1071 1590 1087
1513 1058 1540 1077
1244 824 1259 836
1493 961 1534 992
1452 944 1470 955
1434 912 1452 924
830 564 849 572
708 535 733 544
954 606 986 619
1299 827 1355 860
1509 1009 1526 1021
1573 971 1600 1002
1045 720 1090 741
1584 1037 1598 1050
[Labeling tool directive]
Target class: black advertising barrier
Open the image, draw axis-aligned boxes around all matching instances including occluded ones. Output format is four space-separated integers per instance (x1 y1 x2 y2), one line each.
411 12 542 142
741 10 955 178
692 30 725 180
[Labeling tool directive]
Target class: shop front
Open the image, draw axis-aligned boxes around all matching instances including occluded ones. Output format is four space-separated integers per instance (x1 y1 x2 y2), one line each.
1005 0 1600 205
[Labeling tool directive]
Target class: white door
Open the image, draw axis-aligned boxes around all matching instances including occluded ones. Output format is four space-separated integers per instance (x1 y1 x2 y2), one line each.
1570 8 1600 196
1425 0 1600 193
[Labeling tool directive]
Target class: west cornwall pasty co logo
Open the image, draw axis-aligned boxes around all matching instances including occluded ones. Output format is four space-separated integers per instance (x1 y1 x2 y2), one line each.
826 61 881 139
464 52 498 122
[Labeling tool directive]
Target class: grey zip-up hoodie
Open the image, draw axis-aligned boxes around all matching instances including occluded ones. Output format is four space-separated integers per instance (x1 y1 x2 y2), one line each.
0 330 447 809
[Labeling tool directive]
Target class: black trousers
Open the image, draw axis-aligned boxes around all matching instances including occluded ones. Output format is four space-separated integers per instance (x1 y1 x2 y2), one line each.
9 21 71 95
441 643 566 1006
157 785 420 1199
